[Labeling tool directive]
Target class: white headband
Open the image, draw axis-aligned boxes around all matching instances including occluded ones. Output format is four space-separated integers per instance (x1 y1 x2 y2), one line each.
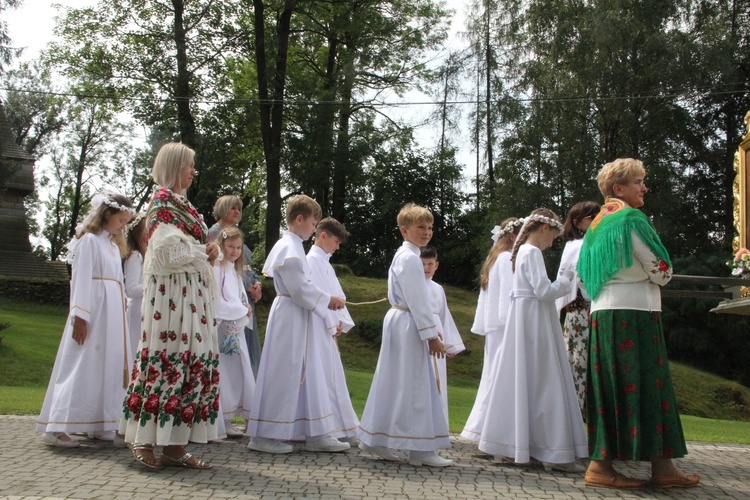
511 212 563 255
491 219 524 243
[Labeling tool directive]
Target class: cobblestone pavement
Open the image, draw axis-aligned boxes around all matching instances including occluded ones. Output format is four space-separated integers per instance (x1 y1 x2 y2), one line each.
1 415 747 499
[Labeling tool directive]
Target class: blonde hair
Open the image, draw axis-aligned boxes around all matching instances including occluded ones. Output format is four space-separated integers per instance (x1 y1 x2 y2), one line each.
511 208 561 272
286 194 322 224
213 226 245 275
213 195 243 222
79 193 133 258
152 142 195 190
479 217 519 290
597 158 646 199
397 203 434 228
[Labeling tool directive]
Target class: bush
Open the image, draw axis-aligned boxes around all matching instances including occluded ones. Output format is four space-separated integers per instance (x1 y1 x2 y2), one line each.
352 319 382 346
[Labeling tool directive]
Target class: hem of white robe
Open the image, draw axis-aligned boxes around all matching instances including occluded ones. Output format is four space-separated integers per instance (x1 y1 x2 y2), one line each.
246 412 339 440
36 419 121 434
478 438 588 463
357 426 451 452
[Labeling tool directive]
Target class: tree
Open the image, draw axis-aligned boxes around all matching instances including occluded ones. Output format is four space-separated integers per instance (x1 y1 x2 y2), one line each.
0 0 23 74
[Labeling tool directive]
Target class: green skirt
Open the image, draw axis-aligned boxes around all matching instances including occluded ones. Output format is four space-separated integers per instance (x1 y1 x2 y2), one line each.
586 309 687 461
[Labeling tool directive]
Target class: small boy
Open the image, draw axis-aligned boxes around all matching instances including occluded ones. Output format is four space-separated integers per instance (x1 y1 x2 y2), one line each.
306 217 359 442
246 195 348 454
357 204 452 467
420 245 465 426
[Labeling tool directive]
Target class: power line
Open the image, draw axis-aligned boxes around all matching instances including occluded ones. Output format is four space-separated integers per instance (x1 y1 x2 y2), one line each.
1 85 747 107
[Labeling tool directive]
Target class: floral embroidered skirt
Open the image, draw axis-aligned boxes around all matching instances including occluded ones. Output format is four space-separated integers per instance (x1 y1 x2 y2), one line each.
562 302 590 420
120 271 220 445
587 309 687 461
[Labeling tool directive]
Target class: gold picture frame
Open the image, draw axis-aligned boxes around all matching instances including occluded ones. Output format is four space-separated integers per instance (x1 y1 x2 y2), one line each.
733 111 750 253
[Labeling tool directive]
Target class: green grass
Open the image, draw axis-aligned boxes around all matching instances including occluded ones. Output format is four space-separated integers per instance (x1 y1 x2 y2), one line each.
3 277 750 443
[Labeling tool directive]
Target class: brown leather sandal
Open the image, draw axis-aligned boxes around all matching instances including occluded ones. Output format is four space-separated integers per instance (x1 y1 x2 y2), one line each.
585 469 645 489
649 472 700 488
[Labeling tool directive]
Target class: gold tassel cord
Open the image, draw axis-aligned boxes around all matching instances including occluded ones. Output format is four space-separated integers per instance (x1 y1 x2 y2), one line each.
345 298 388 306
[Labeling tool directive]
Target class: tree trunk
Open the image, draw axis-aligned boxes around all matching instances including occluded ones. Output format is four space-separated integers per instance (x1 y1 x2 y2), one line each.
172 0 197 148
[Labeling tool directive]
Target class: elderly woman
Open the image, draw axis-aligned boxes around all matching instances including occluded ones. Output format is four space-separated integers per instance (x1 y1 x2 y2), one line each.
578 158 699 489
120 142 220 469
208 195 262 379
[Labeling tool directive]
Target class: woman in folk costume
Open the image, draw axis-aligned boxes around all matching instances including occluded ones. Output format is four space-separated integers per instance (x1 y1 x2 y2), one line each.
578 158 699 489
477 209 588 472
554 201 600 419
37 192 135 447
123 212 147 363
120 142 221 470
461 218 521 441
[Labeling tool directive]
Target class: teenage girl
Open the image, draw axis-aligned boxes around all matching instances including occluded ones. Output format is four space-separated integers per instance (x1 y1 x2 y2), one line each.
213 226 256 437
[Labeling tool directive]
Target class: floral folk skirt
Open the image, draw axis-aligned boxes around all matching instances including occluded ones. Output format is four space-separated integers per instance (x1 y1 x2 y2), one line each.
563 300 590 420
120 271 220 445
586 309 687 461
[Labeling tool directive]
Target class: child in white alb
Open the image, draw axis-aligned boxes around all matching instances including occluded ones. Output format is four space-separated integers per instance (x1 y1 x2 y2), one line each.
419 246 465 425
477 209 587 472
307 217 359 441
36 192 135 447
213 226 256 438
357 204 451 467
123 212 147 363
461 217 520 441
246 195 347 454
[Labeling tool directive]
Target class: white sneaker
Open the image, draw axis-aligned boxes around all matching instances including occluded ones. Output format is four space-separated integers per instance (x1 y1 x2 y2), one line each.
358 442 400 461
247 437 293 454
543 461 586 473
305 435 351 452
408 452 453 467
225 422 245 438
42 432 80 448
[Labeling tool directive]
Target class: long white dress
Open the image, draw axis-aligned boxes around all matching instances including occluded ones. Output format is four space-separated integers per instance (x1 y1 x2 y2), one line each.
123 251 144 364
477 244 587 463
426 278 465 426
37 231 131 435
357 241 449 452
461 251 512 441
214 260 255 420
307 245 359 439
246 231 338 440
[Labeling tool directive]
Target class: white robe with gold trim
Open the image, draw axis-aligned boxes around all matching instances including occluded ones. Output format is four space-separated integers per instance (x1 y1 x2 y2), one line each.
37 231 130 434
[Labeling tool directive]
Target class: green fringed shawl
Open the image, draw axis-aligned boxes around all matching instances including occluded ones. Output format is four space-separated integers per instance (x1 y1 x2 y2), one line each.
577 199 671 300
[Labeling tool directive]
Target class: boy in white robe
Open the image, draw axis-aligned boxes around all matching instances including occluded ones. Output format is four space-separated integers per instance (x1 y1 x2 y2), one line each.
357 204 452 467
420 246 465 426
307 217 359 441
246 195 348 454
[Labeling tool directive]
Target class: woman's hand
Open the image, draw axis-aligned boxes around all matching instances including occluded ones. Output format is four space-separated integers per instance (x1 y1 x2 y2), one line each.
249 282 262 303
72 316 88 345
206 242 219 264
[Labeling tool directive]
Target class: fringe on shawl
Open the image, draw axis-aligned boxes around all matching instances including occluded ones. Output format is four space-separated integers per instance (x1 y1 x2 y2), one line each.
577 209 671 300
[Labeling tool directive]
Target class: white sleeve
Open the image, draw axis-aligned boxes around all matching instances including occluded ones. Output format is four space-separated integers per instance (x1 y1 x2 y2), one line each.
123 253 144 299
276 256 331 319
69 235 95 323
632 230 673 286
525 247 570 302
396 253 438 341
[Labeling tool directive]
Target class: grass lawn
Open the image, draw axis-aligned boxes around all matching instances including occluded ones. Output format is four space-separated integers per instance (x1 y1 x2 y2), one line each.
3 287 750 443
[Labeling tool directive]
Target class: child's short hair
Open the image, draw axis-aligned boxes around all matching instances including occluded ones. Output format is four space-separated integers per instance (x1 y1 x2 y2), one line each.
397 203 434 228
420 245 438 260
316 217 349 243
213 195 243 222
213 226 245 275
286 194 322 224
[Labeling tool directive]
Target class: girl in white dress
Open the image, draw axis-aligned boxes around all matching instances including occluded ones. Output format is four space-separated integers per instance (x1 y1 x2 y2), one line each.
461 217 521 441
213 226 256 437
123 213 147 364
477 209 588 472
36 192 135 447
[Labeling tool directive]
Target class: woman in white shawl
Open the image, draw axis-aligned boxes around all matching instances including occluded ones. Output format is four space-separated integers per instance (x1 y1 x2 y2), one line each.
120 143 220 469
